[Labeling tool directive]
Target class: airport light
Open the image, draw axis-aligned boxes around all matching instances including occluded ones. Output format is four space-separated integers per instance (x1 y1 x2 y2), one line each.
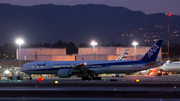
37 77 44 83
55 81 58 84
91 40 97 61
165 13 172 61
16 38 24 68
132 41 138 60
135 79 140 82
4 70 10 74
37 77 44 95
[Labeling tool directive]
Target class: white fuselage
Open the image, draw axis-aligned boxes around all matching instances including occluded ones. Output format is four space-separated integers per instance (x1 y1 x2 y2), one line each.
160 62 180 72
20 60 162 75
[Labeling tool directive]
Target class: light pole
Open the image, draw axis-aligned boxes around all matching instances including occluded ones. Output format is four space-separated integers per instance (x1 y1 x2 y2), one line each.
166 13 172 61
16 38 24 67
132 41 138 60
91 40 97 61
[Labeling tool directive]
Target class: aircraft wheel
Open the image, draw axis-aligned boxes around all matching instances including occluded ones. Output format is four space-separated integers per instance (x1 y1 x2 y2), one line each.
82 77 91 80
29 77 32 80
90 75 94 78
92 77 101 80
17 76 20 80
9 76 13 80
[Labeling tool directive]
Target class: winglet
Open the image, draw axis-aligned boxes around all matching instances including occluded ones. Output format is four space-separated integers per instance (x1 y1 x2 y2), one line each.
117 49 128 60
140 38 164 62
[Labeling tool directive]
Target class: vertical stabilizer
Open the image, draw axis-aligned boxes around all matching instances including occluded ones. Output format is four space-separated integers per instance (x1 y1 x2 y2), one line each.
140 39 164 62
117 49 129 60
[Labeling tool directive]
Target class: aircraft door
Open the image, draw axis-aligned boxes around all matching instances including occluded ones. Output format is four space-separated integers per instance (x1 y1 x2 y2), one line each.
47 63 52 68
28 64 30 69
29 64 32 70
105 65 109 69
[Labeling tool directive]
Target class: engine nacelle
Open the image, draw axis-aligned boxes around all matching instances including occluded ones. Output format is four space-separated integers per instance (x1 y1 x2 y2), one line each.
57 69 72 78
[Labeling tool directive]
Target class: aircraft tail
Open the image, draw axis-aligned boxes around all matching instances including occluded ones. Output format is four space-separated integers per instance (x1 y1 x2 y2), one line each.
116 49 129 60
140 38 164 62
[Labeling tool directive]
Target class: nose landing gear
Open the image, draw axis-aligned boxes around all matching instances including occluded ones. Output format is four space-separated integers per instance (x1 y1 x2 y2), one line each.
82 74 101 80
29 74 32 80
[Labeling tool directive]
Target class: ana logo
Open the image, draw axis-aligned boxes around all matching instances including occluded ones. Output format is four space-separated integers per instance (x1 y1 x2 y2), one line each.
148 44 159 58
36 63 46 66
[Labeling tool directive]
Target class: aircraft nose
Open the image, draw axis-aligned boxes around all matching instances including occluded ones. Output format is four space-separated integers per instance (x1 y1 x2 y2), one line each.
19 66 23 71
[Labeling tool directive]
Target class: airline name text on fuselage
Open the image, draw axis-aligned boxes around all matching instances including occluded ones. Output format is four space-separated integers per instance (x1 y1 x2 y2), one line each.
36 63 46 66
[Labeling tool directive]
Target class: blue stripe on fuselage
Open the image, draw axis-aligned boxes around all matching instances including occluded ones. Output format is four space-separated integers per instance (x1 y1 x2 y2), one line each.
89 60 148 66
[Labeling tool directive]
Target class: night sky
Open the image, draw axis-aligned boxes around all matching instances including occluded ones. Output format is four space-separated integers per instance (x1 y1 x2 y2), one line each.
0 0 180 15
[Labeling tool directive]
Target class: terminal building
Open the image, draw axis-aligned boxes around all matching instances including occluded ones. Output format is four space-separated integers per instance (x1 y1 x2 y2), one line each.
16 46 162 61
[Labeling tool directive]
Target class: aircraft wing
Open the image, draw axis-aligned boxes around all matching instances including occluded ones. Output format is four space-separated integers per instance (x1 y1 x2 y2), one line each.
71 64 95 77
71 64 92 72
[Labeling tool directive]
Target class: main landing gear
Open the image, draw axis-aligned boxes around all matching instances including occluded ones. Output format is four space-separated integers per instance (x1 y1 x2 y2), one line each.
81 75 102 80
29 74 32 80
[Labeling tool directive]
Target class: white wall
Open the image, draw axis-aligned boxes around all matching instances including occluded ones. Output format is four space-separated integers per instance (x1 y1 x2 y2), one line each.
51 55 75 61
76 55 109 61
17 48 66 60
16 46 162 61
78 47 116 55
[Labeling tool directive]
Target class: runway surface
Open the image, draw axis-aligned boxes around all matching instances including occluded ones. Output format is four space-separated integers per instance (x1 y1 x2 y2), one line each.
0 75 180 99
0 98 179 101
0 97 179 101
0 75 180 92
1 75 180 84
0 86 179 91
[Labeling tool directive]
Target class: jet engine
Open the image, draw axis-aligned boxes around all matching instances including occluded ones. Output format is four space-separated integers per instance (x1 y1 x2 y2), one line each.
57 69 72 78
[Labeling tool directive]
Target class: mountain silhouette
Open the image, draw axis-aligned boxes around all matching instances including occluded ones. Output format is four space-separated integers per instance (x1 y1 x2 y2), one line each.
0 4 180 46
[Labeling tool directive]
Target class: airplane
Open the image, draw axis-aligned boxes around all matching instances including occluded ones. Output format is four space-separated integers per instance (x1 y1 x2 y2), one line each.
140 61 180 76
19 38 164 80
159 61 180 74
